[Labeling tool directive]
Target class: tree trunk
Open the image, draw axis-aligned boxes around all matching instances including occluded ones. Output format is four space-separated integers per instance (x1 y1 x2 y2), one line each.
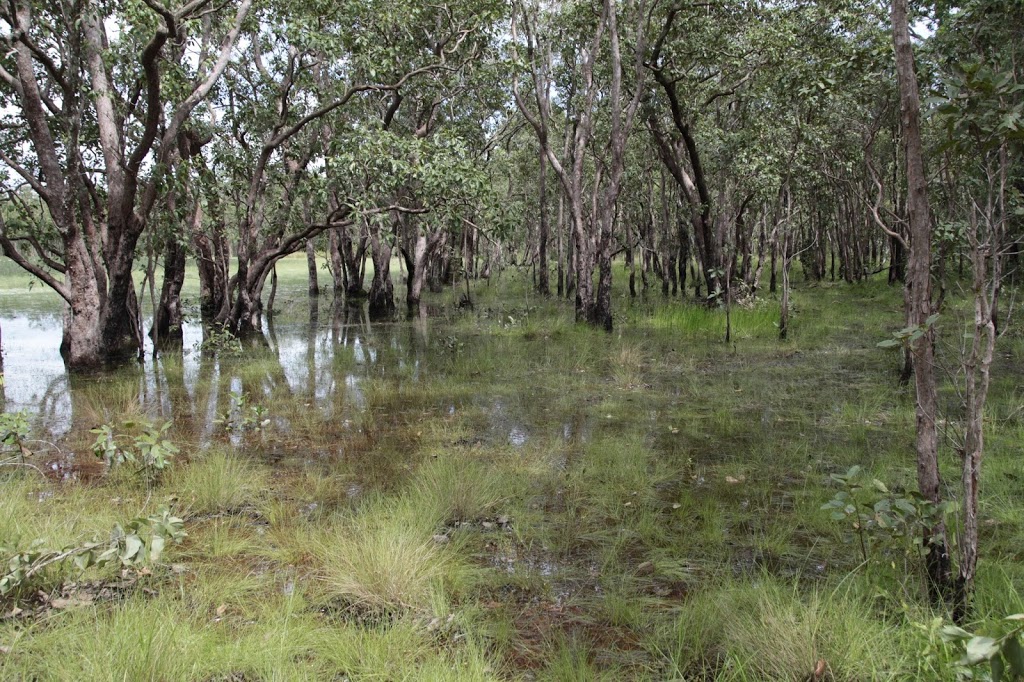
306 238 320 297
893 0 952 605
367 226 395 318
538 148 550 296
151 237 187 346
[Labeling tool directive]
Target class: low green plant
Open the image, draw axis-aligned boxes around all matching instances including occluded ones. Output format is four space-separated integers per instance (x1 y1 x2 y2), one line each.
822 465 953 563
0 410 31 460
877 313 940 350
195 325 243 357
0 507 185 596
940 615 1024 681
91 420 178 483
216 391 270 433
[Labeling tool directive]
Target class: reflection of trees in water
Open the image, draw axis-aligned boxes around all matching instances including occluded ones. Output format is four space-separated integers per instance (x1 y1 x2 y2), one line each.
14 293 447 450
37 374 70 439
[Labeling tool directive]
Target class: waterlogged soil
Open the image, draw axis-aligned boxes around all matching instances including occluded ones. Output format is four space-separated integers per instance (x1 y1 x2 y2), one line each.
2 271 1024 680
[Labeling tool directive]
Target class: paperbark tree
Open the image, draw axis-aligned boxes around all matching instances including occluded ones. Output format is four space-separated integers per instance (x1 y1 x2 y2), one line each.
0 0 251 370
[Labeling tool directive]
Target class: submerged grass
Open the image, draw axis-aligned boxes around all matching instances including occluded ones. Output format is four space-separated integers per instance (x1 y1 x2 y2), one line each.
2 264 1022 680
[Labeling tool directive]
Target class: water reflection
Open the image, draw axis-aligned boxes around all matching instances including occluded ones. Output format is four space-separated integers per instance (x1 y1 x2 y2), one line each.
0 284 436 441
1 283 614 470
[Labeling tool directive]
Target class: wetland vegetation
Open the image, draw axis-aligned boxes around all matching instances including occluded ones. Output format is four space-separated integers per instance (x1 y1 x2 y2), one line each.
2 259 1024 680
1 0 1023 678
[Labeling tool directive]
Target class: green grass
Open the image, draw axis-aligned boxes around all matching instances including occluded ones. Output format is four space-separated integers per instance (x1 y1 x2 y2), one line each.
2 258 1023 680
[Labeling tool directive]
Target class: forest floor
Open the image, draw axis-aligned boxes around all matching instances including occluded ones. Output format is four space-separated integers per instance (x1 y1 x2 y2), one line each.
1 259 1023 680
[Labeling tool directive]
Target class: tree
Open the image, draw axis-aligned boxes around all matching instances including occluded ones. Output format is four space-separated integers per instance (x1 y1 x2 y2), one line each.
0 0 251 370
891 0 952 606
512 0 649 330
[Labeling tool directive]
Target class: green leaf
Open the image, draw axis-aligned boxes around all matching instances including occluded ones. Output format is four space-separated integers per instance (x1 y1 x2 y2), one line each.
963 636 1001 665
940 624 973 641
73 552 92 572
123 535 144 562
1002 637 1024 677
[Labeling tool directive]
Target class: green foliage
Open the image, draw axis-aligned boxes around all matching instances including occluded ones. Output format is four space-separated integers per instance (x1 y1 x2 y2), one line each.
0 507 185 597
941 615 1024 681
216 391 270 433
90 421 178 483
195 327 243 358
822 465 954 563
0 410 31 460
877 314 940 350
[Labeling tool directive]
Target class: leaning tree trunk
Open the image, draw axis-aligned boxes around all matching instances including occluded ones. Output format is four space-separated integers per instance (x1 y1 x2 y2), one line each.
892 0 953 606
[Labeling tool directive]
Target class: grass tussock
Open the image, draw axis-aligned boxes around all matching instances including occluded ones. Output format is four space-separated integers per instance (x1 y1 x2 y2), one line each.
169 448 270 516
315 498 473 615
656 578 913 681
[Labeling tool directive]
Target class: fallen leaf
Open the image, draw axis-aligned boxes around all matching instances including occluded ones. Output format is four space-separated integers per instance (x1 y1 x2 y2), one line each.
216 604 227 617
672 503 682 509
812 659 827 680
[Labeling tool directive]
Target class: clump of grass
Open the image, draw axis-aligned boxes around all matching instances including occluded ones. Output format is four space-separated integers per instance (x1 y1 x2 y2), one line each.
169 448 269 516
315 498 472 615
610 342 646 389
0 594 221 681
71 375 148 429
654 577 912 680
413 454 507 524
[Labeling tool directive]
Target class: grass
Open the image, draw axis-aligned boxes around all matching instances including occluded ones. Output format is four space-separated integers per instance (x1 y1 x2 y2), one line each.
2 257 1023 679
169 447 270 516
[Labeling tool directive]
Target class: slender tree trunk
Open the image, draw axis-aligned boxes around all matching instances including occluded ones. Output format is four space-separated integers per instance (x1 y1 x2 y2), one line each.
306 238 319 297
329 226 345 295
538 148 550 296
893 0 952 605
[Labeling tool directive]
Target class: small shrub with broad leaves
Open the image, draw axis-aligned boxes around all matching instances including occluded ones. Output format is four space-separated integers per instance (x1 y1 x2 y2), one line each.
0 410 31 461
90 420 177 483
941 615 1024 681
0 507 186 597
215 391 270 433
822 465 954 563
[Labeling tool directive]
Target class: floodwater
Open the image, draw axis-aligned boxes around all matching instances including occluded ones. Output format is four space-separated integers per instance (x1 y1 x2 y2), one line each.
0 281 593 464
